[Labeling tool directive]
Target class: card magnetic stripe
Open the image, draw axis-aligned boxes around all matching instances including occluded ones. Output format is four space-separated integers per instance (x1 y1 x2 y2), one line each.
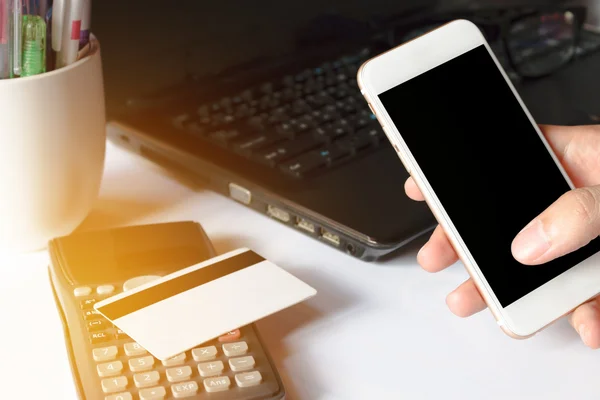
97 250 265 320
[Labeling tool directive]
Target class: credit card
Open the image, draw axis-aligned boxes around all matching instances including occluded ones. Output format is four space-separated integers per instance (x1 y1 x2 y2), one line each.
94 248 316 360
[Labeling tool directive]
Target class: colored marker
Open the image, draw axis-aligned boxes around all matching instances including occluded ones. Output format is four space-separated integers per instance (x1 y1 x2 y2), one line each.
0 0 9 78
57 0 82 67
79 0 89 49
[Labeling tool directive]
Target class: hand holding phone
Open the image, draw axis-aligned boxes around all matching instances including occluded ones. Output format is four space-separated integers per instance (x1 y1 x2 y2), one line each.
358 20 600 340
406 124 600 348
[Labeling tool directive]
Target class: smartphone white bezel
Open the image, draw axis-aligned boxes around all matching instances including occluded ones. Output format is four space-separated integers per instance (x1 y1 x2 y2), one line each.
358 19 600 338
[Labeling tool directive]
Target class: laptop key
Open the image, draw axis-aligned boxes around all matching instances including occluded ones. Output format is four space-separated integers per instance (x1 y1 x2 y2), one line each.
291 99 311 116
280 152 327 178
197 105 209 117
359 126 386 144
232 134 282 155
254 136 322 167
295 115 316 132
234 104 256 119
307 92 334 108
315 146 350 164
348 113 371 128
335 129 375 153
209 129 244 146
316 119 351 141
276 120 297 138
171 114 191 130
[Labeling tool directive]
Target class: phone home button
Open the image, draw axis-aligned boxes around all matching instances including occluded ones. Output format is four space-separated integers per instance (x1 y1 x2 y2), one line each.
123 275 162 291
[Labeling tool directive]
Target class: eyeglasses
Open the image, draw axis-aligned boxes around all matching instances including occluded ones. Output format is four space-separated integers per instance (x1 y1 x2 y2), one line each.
386 6 587 80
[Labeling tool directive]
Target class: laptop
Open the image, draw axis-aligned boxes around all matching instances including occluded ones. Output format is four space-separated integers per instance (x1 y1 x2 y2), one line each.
94 1 600 261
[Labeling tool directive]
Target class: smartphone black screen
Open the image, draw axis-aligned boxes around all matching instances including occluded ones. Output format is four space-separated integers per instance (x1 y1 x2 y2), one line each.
379 45 600 307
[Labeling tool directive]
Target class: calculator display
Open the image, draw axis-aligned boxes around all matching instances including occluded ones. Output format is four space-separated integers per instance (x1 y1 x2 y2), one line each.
58 223 213 284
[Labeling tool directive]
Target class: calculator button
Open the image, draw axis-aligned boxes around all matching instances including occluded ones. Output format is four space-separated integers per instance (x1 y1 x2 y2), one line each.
161 353 186 367
87 320 108 332
139 386 166 400
115 329 130 340
124 342 147 356
105 392 132 400
97 285 115 295
74 286 92 297
229 356 255 372
93 346 118 362
134 371 160 388
222 341 248 357
83 309 102 320
129 356 154 372
203 376 231 393
218 329 241 342
80 298 97 309
97 361 124 377
235 371 263 388
90 332 113 344
101 376 128 394
191 346 217 362
122 275 161 291
197 360 224 377
171 381 199 398
166 366 192 383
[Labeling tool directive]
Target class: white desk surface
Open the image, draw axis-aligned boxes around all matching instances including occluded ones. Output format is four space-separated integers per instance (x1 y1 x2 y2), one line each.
1 139 598 400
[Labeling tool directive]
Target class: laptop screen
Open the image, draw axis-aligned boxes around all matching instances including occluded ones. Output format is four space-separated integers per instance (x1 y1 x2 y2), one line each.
92 0 559 115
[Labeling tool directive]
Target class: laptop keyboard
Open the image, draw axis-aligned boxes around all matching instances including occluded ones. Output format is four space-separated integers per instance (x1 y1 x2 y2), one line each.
170 48 386 179
170 29 600 179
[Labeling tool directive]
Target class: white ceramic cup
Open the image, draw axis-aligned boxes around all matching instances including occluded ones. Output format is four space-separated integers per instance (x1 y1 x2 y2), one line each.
0 38 105 252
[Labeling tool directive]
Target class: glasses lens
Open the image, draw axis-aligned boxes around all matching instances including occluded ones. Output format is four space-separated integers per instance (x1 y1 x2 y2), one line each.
507 11 577 77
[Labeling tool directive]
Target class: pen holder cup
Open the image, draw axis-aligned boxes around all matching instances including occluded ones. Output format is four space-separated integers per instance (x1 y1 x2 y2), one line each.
0 37 105 252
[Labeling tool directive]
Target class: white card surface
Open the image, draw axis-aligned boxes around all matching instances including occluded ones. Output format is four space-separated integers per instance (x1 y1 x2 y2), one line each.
94 248 316 360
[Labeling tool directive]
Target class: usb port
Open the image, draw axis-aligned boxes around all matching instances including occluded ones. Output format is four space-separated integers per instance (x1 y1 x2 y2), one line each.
267 205 291 223
320 228 340 247
295 217 316 234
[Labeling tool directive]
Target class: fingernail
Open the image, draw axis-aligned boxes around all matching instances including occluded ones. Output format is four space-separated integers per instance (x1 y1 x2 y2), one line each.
578 324 591 346
512 219 551 263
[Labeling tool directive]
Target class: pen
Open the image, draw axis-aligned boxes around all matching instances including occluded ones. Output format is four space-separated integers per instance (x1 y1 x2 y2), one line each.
37 0 47 21
21 0 46 76
78 0 88 49
57 0 82 68
0 0 8 78
11 0 21 77
45 3 53 71
51 0 64 51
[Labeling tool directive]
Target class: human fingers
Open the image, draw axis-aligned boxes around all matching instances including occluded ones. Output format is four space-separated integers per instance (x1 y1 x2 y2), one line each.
568 297 600 349
417 225 459 272
446 278 488 318
539 124 600 188
404 177 425 201
512 185 600 265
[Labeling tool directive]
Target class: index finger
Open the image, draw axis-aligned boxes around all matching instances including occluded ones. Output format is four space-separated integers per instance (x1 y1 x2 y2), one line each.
405 177 425 201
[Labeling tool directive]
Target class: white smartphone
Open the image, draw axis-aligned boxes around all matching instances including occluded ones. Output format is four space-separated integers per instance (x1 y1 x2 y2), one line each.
357 19 600 339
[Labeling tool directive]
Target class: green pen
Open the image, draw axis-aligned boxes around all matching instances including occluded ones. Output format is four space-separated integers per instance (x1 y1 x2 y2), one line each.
21 13 45 76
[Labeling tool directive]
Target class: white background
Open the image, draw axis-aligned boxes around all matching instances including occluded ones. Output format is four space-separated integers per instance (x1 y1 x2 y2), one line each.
0 138 598 399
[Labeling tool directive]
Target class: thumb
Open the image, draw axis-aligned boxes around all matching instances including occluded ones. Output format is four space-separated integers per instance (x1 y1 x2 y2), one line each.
511 185 600 265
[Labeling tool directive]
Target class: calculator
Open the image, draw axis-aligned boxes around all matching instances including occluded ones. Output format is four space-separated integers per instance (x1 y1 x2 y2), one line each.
48 221 285 400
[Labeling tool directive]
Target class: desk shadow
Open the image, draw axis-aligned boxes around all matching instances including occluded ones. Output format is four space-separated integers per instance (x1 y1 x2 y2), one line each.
255 268 363 400
75 197 173 233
